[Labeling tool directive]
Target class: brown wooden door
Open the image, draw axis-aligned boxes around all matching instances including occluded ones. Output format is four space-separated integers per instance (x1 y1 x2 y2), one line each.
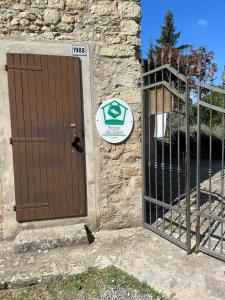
7 53 86 222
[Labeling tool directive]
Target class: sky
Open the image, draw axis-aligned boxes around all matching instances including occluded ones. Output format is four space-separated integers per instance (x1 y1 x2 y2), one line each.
141 0 225 84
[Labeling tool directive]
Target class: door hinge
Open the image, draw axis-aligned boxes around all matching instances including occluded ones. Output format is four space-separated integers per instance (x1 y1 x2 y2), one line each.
13 205 16 211
5 65 8 72
10 137 13 145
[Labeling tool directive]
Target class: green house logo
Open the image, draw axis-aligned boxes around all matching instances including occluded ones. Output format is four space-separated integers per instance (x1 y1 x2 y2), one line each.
101 100 128 125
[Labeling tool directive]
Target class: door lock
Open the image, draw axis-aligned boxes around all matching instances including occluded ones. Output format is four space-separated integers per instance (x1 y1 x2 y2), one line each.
71 136 83 153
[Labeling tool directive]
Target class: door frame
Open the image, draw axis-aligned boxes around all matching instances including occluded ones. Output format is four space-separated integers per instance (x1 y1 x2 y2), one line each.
0 39 97 238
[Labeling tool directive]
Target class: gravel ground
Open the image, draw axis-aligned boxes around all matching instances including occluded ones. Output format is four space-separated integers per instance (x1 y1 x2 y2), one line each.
96 287 159 300
77 287 160 300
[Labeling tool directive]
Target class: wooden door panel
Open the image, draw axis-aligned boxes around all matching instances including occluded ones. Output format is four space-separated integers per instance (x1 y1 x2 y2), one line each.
7 53 86 222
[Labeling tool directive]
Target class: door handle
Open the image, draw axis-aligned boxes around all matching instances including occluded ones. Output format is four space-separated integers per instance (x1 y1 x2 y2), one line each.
71 136 83 153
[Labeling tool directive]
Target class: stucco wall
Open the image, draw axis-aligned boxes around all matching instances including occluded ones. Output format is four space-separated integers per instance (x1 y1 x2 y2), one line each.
0 152 3 240
0 0 142 237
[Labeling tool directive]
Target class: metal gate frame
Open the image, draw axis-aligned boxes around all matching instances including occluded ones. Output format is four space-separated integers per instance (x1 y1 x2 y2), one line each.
141 58 225 261
196 74 225 261
141 60 191 253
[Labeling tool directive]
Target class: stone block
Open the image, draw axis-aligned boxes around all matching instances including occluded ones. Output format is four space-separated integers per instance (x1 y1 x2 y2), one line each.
11 18 20 26
127 35 141 46
0 28 9 35
118 1 141 19
41 25 50 31
29 24 39 32
66 0 86 10
120 20 140 36
122 166 140 177
20 18 30 26
34 19 43 26
12 4 28 11
31 0 46 8
57 22 74 33
19 12 36 20
13 224 90 253
100 44 134 58
105 35 122 45
48 0 65 9
62 14 75 24
44 9 61 25
91 1 113 16
21 0 31 4
0 9 18 21
124 153 140 163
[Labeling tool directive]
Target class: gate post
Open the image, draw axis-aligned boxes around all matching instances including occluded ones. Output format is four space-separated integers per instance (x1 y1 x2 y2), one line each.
185 78 191 254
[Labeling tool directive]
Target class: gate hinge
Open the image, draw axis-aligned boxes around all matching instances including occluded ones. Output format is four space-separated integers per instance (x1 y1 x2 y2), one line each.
13 205 16 211
5 65 8 72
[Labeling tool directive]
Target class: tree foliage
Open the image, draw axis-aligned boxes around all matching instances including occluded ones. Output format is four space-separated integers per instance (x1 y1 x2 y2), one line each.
148 10 217 85
190 89 224 127
155 10 188 50
158 45 217 83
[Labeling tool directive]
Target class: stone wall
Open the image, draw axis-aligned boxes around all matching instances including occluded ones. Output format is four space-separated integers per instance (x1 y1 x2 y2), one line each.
0 0 142 231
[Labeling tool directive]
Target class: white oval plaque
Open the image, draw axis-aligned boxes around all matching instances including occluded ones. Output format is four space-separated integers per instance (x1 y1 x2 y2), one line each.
96 98 133 144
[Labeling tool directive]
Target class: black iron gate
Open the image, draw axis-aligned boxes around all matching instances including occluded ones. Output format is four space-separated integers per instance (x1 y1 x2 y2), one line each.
142 58 225 261
196 76 225 260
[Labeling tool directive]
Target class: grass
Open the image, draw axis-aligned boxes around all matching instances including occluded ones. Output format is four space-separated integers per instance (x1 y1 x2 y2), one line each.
0 266 167 300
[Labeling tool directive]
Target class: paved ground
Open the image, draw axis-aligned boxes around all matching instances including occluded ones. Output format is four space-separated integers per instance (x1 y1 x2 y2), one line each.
0 227 225 300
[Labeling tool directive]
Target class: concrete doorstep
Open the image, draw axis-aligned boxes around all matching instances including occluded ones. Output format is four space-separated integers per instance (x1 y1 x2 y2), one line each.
13 224 92 253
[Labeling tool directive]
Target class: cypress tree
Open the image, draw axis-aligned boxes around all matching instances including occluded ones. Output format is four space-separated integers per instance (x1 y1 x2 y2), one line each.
156 10 181 48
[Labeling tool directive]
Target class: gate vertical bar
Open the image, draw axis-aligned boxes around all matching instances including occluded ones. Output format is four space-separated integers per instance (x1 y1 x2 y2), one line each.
208 82 213 250
185 78 191 253
177 71 181 240
169 78 173 236
161 57 165 231
177 59 181 239
196 81 201 249
154 57 158 226
148 59 152 201
141 60 146 225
